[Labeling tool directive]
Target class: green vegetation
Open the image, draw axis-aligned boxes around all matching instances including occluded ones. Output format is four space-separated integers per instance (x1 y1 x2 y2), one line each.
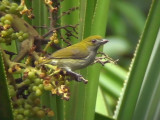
0 0 159 120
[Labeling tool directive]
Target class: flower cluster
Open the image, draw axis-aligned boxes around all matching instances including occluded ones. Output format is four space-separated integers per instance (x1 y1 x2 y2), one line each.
49 31 59 44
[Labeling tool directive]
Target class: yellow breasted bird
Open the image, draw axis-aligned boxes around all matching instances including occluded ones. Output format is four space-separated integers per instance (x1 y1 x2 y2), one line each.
39 35 108 82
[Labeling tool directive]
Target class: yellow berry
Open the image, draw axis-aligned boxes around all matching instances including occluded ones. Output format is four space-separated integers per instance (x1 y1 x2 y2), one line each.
49 36 54 41
28 71 36 79
47 110 54 117
44 84 53 91
54 39 59 44
3 24 10 29
38 84 44 90
35 89 42 96
36 110 45 118
5 14 13 22
23 109 30 116
32 107 40 113
1 30 8 37
16 114 24 120
17 5 24 11
4 20 11 25
8 68 13 73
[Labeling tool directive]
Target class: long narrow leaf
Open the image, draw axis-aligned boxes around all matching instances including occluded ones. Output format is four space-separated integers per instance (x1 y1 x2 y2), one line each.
0 52 13 120
133 29 160 120
59 1 80 120
82 0 110 120
116 0 160 119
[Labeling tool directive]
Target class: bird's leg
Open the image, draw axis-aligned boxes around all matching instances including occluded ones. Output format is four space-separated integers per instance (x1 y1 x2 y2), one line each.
94 52 119 66
94 58 110 66
65 70 88 84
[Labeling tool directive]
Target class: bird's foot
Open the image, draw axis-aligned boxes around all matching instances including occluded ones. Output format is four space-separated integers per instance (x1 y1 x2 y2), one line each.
76 76 88 84
66 70 88 84
95 52 119 66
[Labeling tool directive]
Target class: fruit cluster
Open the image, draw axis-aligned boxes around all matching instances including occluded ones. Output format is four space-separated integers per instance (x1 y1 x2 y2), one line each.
8 63 71 120
0 14 29 44
0 0 24 16
9 64 71 99
49 31 59 44
12 93 54 120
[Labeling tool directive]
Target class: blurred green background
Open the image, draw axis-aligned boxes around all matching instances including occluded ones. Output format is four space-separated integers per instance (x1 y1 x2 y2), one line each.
96 0 153 117
104 0 151 69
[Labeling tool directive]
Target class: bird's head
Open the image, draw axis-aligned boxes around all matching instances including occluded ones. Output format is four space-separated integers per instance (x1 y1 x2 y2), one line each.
81 35 109 50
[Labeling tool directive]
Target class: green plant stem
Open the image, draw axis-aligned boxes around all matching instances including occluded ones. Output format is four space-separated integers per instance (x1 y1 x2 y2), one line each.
82 0 110 120
59 0 79 120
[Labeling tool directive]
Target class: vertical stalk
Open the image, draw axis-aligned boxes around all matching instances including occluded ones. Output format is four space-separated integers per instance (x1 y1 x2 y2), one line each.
82 0 110 119
59 0 80 120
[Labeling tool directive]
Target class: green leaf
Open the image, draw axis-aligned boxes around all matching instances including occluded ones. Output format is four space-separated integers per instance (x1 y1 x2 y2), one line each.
0 52 13 120
98 64 127 116
116 0 160 119
59 1 80 120
96 87 109 116
100 64 126 99
60 0 110 120
82 0 110 120
95 113 114 120
133 30 160 120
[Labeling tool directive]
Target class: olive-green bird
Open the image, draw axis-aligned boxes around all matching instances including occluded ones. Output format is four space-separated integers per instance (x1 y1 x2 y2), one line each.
40 35 108 82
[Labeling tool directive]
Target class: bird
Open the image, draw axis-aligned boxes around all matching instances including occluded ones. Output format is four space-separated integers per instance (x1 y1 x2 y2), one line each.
39 35 108 83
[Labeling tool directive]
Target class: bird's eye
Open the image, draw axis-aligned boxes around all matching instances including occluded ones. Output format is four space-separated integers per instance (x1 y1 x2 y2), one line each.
92 39 97 43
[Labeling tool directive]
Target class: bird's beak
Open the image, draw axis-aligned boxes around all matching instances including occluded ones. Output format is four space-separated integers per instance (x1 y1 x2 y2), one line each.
100 39 109 44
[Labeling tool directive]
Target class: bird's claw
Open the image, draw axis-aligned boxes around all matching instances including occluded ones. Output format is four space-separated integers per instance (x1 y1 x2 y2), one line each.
77 76 88 84
66 70 88 84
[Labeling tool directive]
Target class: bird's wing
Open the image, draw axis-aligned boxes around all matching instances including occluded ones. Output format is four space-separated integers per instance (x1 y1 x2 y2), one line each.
49 44 89 59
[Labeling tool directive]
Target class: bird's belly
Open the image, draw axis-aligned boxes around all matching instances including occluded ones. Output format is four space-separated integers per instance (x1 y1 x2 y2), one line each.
50 52 96 70
50 59 89 70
